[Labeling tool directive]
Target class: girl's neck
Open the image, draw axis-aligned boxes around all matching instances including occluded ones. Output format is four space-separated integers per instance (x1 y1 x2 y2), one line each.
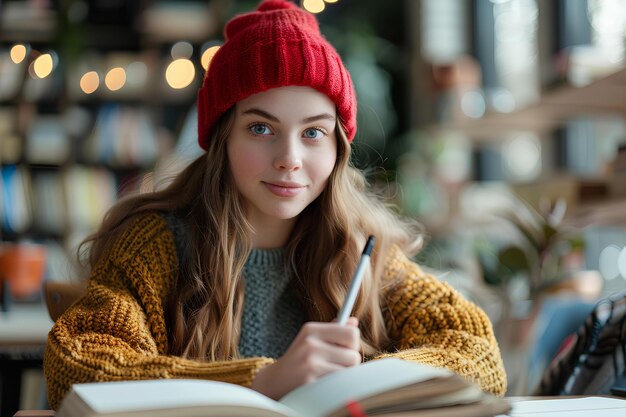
249 217 296 249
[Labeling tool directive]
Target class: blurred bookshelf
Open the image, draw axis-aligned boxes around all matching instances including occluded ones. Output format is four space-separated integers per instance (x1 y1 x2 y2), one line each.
431 68 626 142
0 0 227 298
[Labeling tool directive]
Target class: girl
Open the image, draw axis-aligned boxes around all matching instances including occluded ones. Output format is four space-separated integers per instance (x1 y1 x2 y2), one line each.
44 0 507 409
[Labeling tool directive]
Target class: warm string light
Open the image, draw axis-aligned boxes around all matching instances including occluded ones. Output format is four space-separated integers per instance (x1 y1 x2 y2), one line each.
201 46 220 71
165 58 196 89
31 53 55 78
6 44 55 81
6 42 203 94
8 34 315 93
8 45 56 79
302 0 339 13
10 44 28 64
77 58 196 95
303 0 325 13
105 67 126 91
6 0 342 93
7 0 340 95
80 71 100 94
165 42 197 89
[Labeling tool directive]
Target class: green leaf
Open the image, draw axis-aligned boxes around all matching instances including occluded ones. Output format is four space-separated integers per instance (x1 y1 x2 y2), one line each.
496 209 543 250
497 246 531 275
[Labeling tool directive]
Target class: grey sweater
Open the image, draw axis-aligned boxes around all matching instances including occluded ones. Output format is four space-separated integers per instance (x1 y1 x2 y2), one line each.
239 248 305 358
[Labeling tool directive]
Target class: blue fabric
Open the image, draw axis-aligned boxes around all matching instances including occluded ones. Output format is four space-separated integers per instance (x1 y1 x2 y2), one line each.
528 296 595 392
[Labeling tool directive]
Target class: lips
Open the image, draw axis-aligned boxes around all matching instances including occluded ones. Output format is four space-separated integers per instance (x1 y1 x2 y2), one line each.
263 181 306 197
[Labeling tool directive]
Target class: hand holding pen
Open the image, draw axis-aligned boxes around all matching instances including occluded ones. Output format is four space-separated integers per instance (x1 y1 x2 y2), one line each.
252 236 375 398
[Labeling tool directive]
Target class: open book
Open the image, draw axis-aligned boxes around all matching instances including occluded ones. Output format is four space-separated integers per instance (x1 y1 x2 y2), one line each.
56 358 510 417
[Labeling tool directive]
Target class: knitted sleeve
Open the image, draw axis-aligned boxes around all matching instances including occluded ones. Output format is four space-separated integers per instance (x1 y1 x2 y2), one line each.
374 245 507 396
44 212 273 410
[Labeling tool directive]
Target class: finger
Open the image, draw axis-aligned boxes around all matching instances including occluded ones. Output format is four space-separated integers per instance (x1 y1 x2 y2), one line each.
310 333 361 362
318 325 360 350
321 344 362 367
296 322 361 351
346 316 359 327
298 342 361 374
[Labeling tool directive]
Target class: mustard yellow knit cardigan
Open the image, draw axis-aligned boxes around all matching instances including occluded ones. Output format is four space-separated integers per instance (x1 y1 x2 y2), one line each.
44 213 506 409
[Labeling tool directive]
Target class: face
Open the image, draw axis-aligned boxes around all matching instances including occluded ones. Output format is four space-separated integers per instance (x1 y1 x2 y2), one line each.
227 86 338 233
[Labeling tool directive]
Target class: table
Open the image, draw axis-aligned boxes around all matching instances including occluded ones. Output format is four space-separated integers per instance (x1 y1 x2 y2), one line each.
503 396 626 416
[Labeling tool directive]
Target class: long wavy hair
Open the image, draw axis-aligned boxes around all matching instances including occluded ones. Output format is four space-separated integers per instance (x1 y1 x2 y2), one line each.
82 106 423 360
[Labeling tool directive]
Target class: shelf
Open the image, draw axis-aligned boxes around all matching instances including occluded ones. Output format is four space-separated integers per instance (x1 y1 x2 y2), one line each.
0 3 57 43
436 68 626 141
567 196 626 228
137 3 219 44
507 176 626 228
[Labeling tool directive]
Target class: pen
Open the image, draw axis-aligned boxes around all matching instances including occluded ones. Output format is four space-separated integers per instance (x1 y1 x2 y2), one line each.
336 235 376 325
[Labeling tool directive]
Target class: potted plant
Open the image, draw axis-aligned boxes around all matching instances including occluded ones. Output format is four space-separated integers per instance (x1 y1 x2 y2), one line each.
479 196 586 297
475 196 591 345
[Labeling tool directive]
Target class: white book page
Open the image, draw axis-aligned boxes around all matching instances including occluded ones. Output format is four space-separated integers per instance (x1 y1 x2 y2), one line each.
69 379 300 417
279 358 452 417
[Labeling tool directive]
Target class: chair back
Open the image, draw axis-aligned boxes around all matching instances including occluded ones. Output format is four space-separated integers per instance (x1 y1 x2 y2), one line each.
43 281 86 321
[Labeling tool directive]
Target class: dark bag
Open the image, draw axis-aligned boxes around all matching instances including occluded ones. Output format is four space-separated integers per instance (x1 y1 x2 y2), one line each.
535 292 626 396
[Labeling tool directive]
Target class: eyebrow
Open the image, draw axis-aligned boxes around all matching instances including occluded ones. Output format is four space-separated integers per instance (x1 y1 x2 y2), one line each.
240 108 336 124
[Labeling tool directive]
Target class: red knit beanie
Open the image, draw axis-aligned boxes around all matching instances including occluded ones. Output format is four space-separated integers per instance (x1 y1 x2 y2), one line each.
197 0 357 150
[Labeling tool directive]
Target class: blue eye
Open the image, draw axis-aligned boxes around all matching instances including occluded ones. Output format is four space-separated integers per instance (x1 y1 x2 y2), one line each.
249 124 271 135
303 128 324 140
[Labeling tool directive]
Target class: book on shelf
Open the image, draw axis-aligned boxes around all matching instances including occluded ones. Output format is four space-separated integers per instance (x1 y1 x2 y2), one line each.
31 170 67 235
56 358 510 417
84 104 158 168
26 115 70 165
1 164 33 234
64 166 117 232
609 145 626 197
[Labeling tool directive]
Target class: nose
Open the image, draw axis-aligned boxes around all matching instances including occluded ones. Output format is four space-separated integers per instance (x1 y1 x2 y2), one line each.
273 137 302 171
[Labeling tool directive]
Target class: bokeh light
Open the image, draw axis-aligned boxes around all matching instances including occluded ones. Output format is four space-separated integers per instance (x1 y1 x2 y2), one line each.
303 0 325 13
504 135 541 180
165 59 196 89
460 90 486 118
80 71 100 94
10 44 27 64
201 46 220 71
491 88 516 113
171 41 194 60
33 53 54 78
105 67 126 91
599 244 621 280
